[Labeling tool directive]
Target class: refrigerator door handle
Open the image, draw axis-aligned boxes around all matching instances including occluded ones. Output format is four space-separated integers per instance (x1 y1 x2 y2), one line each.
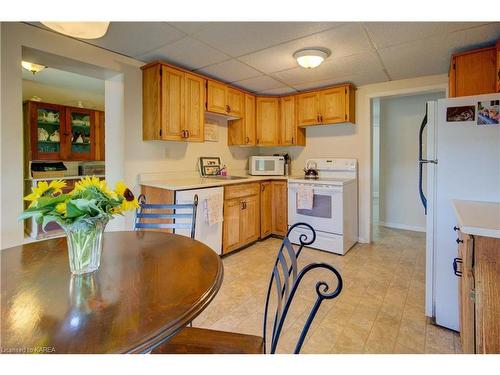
418 111 428 214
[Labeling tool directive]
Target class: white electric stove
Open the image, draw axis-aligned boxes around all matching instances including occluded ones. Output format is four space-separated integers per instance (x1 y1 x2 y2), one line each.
287 158 358 255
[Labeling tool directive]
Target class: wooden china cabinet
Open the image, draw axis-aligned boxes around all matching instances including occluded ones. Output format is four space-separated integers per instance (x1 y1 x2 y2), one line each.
24 100 104 162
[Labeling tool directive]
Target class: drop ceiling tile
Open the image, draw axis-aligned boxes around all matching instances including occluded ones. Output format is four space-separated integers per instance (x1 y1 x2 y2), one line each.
257 86 298 95
86 22 186 58
196 59 261 83
139 37 230 70
231 75 285 92
239 23 373 74
272 51 383 86
292 69 388 91
192 22 341 57
364 22 491 49
168 22 214 35
379 23 500 80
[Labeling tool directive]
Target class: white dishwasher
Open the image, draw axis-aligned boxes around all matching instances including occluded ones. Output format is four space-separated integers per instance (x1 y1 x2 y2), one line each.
175 187 223 255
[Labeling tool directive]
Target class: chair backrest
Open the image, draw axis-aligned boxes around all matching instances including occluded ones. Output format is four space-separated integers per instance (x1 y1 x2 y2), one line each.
262 222 343 354
134 194 198 239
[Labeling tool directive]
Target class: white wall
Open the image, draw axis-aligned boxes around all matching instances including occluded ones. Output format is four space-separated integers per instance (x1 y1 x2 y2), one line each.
372 98 380 198
378 92 445 232
22 80 105 110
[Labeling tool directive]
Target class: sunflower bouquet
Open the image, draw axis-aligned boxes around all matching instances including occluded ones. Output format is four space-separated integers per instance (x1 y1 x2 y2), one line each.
20 176 139 275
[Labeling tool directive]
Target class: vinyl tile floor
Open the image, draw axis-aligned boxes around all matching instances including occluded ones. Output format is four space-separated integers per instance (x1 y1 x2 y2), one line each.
192 226 462 354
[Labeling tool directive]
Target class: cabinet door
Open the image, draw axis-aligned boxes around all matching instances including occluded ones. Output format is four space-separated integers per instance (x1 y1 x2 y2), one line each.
458 234 475 353
453 47 496 97
66 107 95 160
227 88 244 118
240 194 260 244
184 73 205 142
272 181 288 236
280 96 303 146
161 66 184 140
228 93 256 146
223 198 241 254
93 110 105 161
207 80 228 115
296 92 319 126
256 97 279 146
260 182 272 238
29 102 64 161
319 87 346 124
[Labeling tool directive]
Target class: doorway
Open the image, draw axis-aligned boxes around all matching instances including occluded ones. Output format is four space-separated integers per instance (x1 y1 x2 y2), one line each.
371 91 445 234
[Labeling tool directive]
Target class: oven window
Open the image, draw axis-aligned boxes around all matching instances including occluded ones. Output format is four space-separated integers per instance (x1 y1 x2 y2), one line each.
296 194 332 218
255 160 274 171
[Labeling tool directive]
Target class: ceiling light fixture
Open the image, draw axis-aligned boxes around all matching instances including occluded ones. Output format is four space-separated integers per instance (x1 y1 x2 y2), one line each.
293 48 331 69
41 22 110 39
22 61 47 75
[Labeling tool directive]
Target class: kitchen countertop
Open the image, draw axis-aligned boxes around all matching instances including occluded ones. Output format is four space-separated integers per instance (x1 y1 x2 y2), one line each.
452 199 500 239
140 174 291 191
26 175 105 182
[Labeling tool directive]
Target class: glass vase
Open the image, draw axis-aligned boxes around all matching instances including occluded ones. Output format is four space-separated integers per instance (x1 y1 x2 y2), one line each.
64 219 108 275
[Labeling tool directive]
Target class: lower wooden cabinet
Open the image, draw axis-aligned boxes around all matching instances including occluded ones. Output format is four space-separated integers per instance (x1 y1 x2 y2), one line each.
457 230 500 353
271 181 288 236
260 181 272 238
223 183 260 254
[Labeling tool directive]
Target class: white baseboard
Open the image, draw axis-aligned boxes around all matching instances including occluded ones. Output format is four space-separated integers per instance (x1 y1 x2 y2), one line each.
379 221 426 233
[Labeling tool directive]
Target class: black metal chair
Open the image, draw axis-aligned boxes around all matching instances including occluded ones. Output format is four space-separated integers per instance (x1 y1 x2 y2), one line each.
134 194 198 238
151 222 343 354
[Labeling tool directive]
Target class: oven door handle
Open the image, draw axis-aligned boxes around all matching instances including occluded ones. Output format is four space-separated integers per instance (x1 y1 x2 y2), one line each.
288 184 342 193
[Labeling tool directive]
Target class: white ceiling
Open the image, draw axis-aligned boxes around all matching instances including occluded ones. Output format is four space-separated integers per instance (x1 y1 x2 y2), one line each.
31 22 500 94
22 67 105 94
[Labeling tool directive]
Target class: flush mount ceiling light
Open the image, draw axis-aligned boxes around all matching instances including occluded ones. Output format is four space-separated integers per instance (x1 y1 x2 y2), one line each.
293 48 331 69
41 22 110 39
22 61 47 75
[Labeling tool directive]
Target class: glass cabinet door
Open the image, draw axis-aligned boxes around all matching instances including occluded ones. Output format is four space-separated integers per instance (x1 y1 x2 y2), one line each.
34 103 63 160
67 108 94 160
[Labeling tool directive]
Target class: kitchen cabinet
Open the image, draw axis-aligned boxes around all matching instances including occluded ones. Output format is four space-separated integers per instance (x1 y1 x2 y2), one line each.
223 183 260 254
449 46 497 97
206 80 244 118
297 84 355 126
496 38 500 92
139 185 175 233
24 100 103 162
260 182 272 238
256 97 279 146
271 181 288 236
456 230 500 353
228 94 256 146
142 62 205 142
280 96 305 146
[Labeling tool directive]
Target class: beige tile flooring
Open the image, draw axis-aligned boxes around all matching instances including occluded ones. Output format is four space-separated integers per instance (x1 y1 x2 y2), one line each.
193 226 462 354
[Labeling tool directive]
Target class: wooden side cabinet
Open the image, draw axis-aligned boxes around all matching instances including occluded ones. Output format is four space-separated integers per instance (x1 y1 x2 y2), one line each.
271 181 288 236
228 93 256 146
297 84 355 126
142 62 205 142
449 46 497 97
496 38 500 92
280 96 305 146
260 181 272 238
456 230 500 353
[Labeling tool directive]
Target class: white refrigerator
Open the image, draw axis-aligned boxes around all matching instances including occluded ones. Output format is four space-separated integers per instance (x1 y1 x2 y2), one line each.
419 93 500 331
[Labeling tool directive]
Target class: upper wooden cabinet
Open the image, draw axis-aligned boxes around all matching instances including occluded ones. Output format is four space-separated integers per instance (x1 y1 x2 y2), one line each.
256 97 279 146
206 80 244 118
280 96 305 146
297 84 355 126
24 101 104 162
449 46 498 97
497 39 500 92
228 94 256 146
142 62 205 142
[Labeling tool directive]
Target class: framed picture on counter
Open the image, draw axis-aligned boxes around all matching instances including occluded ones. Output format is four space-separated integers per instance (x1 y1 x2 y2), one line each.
199 157 221 176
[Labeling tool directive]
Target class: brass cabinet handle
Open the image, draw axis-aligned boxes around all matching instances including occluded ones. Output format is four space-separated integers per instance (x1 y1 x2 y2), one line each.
291 137 294 144
317 114 320 122
226 105 231 113
320 115 323 123
186 129 190 138
246 136 250 144
181 130 185 138
261 184 265 192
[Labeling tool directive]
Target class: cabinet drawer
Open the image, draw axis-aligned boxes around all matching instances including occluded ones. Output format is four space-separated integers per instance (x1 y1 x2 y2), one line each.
224 183 260 200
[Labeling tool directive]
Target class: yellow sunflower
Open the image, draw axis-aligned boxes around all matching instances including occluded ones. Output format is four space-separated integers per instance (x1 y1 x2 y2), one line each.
115 181 139 211
24 180 67 207
55 202 67 215
73 176 117 199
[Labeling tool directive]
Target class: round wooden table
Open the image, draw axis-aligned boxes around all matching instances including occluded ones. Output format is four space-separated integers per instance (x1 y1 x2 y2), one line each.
0 231 223 354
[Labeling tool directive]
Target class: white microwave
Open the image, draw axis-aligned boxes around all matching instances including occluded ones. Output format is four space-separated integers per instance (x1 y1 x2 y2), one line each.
249 156 285 176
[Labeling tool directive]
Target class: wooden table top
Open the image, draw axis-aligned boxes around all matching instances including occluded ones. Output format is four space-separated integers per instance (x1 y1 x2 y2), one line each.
0 231 223 354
